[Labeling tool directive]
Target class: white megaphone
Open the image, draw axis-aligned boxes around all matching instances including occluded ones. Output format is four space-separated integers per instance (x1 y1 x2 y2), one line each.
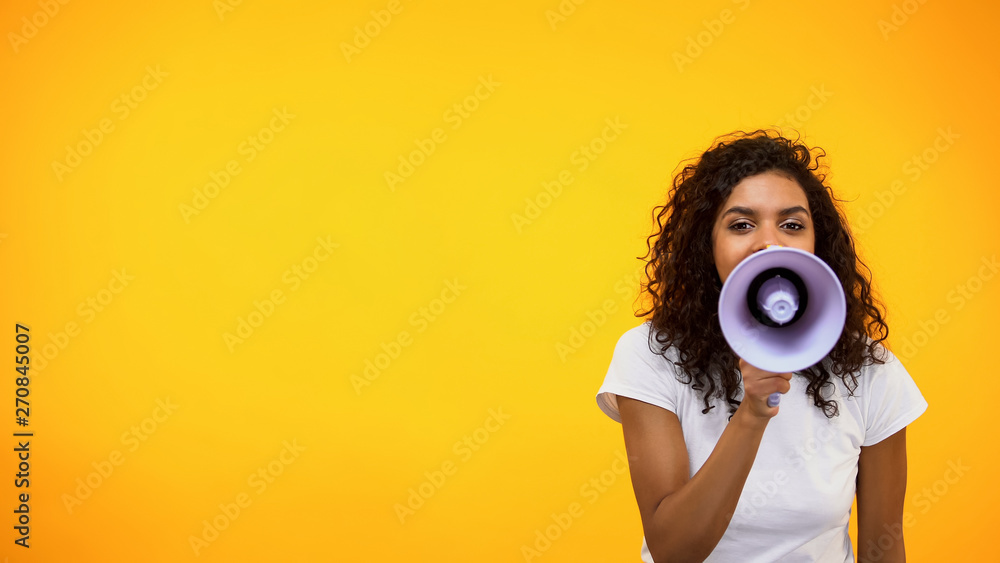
718 246 846 406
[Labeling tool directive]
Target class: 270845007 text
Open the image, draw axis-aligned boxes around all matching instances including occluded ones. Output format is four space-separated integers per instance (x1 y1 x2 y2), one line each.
13 323 33 548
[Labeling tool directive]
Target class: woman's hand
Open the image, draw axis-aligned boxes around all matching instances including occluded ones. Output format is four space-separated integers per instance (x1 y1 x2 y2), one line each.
737 358 792 420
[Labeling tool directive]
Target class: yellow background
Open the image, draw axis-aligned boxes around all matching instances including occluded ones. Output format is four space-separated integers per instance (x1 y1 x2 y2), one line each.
1 0 996 561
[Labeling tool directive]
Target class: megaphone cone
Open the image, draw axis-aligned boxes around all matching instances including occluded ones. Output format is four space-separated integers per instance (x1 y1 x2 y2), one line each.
719 246 846 374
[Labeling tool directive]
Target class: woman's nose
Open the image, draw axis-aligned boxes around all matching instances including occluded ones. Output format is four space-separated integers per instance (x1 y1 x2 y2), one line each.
754 225 781 252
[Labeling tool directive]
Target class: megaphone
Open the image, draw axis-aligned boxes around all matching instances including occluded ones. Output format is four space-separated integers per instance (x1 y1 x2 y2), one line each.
718 246 846 404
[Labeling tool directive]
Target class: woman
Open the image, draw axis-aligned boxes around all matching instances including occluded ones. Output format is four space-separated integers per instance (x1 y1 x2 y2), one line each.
596 130 927 562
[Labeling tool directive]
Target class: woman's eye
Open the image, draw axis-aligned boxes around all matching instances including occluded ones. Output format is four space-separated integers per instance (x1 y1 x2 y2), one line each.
782 222 804 231
729 220 753 231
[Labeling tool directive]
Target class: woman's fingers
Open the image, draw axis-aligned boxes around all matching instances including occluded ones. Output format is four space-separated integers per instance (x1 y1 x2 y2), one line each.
738 359 793 416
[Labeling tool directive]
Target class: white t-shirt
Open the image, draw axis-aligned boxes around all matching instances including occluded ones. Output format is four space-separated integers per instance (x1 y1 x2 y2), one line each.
596 321 928 563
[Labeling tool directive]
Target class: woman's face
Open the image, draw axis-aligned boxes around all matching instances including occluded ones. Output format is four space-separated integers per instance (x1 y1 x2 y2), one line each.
711 171 816 284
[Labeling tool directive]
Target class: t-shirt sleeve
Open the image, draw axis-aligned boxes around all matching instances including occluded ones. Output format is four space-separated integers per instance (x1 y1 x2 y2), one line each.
860 348 929 446
596 323 681 423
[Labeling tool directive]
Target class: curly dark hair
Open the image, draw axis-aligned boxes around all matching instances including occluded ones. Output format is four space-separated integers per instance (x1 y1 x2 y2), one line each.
637 129 889 418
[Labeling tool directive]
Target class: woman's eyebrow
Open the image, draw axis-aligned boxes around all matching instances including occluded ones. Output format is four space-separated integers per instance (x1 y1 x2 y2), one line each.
720 205 811 219
720 206 755 218
779 205 811 217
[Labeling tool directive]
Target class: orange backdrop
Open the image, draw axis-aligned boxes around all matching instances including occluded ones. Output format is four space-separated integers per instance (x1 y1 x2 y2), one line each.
0 0 996 561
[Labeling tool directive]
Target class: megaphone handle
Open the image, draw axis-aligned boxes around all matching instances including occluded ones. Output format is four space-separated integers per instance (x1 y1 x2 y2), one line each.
767 393 781 407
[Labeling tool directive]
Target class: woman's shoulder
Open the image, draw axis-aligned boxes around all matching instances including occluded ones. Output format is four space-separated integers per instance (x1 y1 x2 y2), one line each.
599 322 685 423
828 335 924 404
862 334 896 363
853 336 907 379
842 337 928 445
613 321 681 363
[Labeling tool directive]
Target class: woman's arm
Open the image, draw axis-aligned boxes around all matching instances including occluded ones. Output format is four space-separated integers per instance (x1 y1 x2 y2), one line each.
856 427 908 563
618 360 789 563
